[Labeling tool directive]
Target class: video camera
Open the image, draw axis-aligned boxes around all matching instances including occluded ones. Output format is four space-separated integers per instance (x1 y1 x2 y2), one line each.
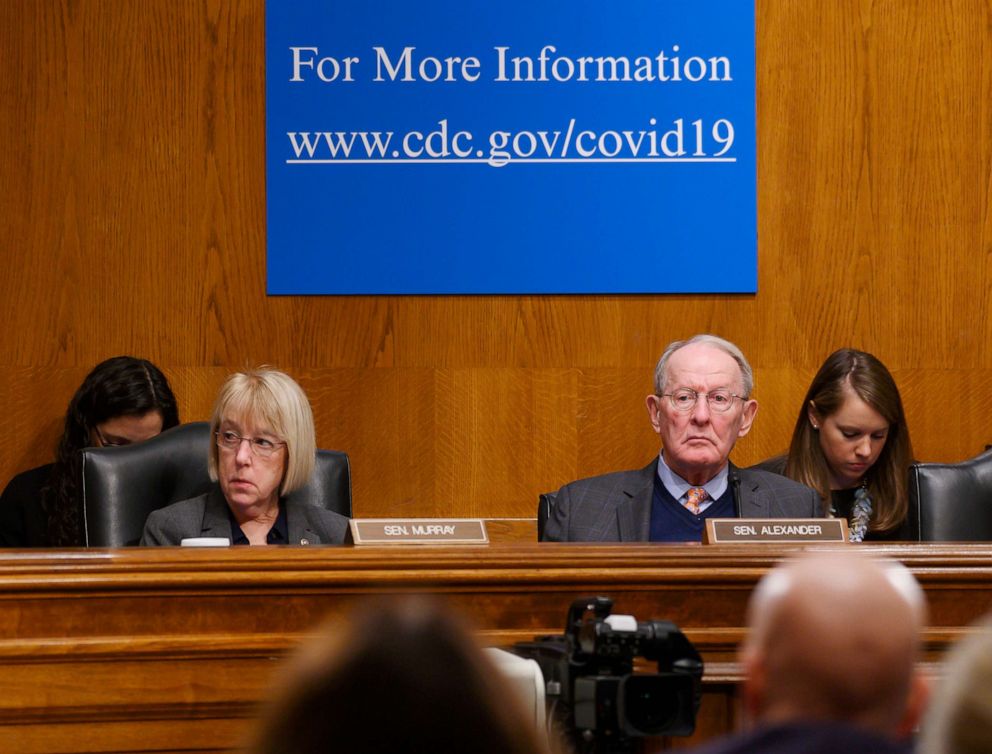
513 596 703 753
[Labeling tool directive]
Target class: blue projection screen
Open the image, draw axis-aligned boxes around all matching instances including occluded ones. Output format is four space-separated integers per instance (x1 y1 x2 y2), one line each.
266 1 756 294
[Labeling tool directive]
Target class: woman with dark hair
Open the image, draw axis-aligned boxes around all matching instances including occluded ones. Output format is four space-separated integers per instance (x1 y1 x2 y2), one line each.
759 349 913 541
0 356 179 547
250 596 552 754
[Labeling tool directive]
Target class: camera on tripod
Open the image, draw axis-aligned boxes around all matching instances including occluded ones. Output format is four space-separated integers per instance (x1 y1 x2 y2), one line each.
513 596 703 752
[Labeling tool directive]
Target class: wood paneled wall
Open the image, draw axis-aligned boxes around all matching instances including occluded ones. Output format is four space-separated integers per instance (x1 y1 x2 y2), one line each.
2 1 991 519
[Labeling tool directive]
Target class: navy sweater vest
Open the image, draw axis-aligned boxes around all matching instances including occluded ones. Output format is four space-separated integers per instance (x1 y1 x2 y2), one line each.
649 474 736 542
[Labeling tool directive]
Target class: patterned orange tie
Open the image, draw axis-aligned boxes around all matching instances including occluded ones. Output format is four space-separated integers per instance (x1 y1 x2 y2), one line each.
684 487 708 514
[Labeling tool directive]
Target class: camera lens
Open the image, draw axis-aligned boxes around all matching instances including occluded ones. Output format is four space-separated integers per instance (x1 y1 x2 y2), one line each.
619 674 689 735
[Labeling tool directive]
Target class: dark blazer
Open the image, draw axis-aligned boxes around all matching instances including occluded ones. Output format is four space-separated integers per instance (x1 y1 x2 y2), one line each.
542 459 822 542
691 721 912 754
140 486 349 546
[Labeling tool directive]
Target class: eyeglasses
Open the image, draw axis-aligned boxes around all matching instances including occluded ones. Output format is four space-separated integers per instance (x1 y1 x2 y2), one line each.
215 430 286 458
94 427 131 448
658 388 745 414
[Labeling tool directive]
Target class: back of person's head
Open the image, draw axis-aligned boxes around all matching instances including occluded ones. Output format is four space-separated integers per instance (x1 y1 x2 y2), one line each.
785 348 913 530
251 597 550 754
47 356 179 545
919 619 992 754
742 551 927 738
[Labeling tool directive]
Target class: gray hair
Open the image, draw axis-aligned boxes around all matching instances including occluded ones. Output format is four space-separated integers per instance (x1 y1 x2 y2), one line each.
653 334 754 397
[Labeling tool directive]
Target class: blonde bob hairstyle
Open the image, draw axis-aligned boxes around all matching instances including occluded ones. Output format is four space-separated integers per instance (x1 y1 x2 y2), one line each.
207 369 316 496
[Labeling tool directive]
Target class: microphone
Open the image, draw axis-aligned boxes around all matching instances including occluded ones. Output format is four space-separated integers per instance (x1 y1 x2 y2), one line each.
730 469 743 518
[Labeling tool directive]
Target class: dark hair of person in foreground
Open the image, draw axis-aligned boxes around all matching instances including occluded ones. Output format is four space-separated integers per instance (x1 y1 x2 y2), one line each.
250 597 551 754
46 356 179 545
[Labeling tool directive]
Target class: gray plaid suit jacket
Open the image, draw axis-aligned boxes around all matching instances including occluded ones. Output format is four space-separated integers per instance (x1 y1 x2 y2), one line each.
541 459 822 542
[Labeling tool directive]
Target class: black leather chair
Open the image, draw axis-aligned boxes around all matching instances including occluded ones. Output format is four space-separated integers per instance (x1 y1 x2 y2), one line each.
908 449 992 541
81 422 352 546
537 491 557 541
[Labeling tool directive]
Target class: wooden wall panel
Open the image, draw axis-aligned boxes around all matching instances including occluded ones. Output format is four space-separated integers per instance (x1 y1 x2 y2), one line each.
2 1 992 520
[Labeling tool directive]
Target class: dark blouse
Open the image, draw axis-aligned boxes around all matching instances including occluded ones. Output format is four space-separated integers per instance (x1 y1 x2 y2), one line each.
0 464 53 547
830 487 910 542
751 456 911 541
226 499 289 545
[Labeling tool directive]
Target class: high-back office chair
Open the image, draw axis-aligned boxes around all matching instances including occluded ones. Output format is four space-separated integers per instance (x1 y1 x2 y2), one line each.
908 449 992 541
536 491 557 540
81 422 352 546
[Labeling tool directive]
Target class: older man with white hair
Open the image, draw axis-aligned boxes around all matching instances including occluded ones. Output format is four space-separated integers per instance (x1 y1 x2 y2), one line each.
542 334 821 542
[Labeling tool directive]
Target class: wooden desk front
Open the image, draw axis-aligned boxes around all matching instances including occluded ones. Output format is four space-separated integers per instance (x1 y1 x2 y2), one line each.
0 543 989 753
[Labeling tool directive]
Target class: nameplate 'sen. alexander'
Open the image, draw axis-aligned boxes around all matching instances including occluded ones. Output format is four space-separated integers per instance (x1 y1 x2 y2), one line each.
703 518 848 544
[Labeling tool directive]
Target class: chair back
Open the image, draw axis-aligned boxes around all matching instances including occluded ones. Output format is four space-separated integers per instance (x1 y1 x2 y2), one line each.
82 423 213 546
82 422 352 546
908 449 992 541
537 491 558 541
290 450 352 519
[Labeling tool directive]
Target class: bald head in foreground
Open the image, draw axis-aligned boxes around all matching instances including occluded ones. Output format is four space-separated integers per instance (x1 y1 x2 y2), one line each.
694 551 928 754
